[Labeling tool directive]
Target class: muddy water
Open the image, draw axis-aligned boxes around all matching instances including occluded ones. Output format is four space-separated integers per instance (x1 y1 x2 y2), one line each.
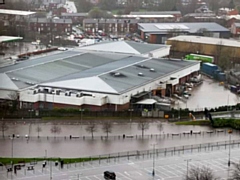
174 76 239 111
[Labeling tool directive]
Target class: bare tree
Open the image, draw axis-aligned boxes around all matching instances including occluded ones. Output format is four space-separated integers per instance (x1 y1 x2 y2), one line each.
138 119 149 137
8 91 19 112
0 120 9 137
85 122 97 139
184 166 218 180
102 121 113 138
157 122 163 134
229 162 240 180
36 126 42 138
50 123 61 138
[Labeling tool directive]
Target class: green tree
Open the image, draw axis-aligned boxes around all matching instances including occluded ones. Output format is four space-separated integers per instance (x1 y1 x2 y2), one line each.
74 0 93 12
88 7 113 18
99 0 117 11
229 0 235 9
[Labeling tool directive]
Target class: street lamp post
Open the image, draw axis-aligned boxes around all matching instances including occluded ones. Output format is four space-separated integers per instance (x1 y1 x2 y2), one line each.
128 109 134 128
228 133 231 167
151 143 157 177
178 100 180 120
10 134 15 180
185 159 191 179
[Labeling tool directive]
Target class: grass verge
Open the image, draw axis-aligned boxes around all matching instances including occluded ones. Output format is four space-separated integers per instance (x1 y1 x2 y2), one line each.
0 157 105 165
175 120 211 126
42 116 132 121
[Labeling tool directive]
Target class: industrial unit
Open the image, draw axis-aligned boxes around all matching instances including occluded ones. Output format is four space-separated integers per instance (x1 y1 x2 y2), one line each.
0 41 200 111
138 22 230 44
167 35 240 64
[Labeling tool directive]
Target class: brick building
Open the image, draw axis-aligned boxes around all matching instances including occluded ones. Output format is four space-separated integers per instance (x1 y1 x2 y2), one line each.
61 13 88 25
29 17 72 34
231 22 240 36
83 18 139 35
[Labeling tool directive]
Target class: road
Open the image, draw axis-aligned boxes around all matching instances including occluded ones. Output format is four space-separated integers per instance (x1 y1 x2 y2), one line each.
1 142 239 180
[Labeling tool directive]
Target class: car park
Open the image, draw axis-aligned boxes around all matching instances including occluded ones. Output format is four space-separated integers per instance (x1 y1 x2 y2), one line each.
104 171 116 180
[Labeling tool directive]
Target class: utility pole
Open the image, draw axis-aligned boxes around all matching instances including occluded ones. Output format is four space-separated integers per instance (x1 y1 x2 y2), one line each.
185 159 191 180
151 143 157 177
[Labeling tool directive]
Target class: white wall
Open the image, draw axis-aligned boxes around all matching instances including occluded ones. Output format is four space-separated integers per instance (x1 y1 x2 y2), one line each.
148 45 170 58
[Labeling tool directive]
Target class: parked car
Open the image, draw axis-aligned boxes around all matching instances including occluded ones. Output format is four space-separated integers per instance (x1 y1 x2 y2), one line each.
58 47 68 51
17 56 29 61
104 171 116 180
31 41 39 45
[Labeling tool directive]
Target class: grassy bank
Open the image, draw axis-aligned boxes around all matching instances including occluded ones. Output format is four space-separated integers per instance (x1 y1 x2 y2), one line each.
0 157 104 165
42 116 132 121
212 118 240 129
175 120 211 126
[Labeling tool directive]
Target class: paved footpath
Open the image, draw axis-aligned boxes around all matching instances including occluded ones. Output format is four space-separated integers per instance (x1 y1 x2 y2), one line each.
0 144 239 180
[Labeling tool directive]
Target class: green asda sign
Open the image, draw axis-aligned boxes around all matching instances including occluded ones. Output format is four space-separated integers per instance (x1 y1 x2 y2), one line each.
185 54 214 63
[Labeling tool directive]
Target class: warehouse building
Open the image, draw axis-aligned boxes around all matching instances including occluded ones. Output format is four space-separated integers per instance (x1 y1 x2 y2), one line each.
166 35 240 64
0 41 200 111
138 22 230 44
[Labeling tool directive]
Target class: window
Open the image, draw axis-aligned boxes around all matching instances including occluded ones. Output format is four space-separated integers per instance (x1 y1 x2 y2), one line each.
41 23 43 26
68 24 70 27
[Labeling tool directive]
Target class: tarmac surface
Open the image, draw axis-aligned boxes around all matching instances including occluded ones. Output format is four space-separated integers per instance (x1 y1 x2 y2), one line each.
1 141 239 180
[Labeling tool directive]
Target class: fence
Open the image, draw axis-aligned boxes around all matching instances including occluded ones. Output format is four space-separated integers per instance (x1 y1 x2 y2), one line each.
3 139 240 169
2 128 240 141
1 128 239 141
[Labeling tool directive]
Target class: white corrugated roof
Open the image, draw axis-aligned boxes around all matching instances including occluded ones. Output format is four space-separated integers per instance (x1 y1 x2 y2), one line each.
78 41 140 54
155 24 189 30
136 99 157 104
0 9 36 16
0 73 18 90
0 36 23 43
41 77 118 94
168 35 240 48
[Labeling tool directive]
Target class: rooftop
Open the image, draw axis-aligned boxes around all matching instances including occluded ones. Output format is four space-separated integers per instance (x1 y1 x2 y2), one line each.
130 11 181 15
0 49 197 93
83 18 139 24
0 36 23 43
115 14 174 18
76 41 168 55
138 22 229 33
30 18 72 24
61 12 88 17
0 9 36 16
168 35 240 48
